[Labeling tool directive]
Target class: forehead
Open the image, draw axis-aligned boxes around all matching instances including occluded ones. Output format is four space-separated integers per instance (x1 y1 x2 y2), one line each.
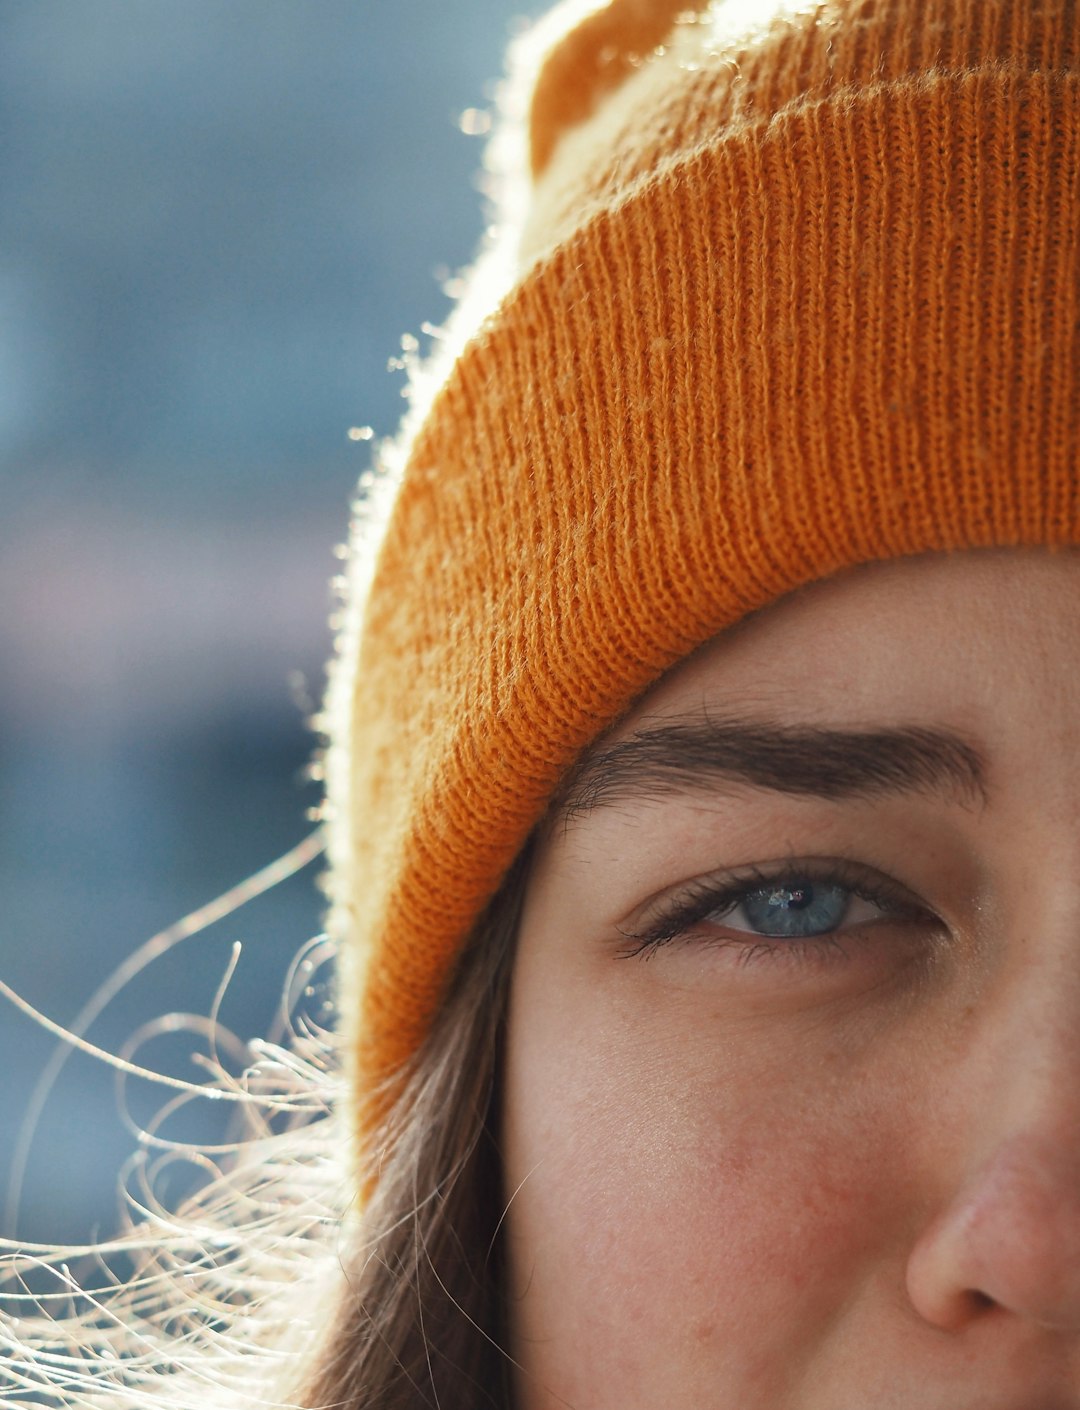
613 549 1080 735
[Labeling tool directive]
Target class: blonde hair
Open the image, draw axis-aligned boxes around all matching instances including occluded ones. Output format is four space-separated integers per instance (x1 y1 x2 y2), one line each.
0 846 527 1409
296 848 527 1409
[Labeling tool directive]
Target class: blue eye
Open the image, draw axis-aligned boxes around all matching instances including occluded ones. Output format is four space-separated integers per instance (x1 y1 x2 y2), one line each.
723 880 851 938
617 858 922 961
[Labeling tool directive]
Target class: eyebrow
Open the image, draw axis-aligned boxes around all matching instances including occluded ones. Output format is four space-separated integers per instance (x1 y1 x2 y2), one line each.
554 717 989 823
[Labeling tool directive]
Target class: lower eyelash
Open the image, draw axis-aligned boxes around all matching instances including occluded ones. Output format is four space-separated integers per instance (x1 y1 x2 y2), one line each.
614 926 853 967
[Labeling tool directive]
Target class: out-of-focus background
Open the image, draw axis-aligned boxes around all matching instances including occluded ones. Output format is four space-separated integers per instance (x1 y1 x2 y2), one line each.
0 0 539 1247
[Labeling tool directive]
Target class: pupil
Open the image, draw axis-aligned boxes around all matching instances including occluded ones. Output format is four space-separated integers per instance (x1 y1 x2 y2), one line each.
771 884 812 910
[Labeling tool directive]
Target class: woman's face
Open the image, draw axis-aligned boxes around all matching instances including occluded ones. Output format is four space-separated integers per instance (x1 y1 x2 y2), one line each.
502 548 1080 1408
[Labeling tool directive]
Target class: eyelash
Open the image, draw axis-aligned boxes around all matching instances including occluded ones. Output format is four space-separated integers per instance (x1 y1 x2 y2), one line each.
615 857 939 967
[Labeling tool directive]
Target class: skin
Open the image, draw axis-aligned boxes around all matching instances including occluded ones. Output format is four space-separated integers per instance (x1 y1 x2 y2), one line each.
502 548 1080 1409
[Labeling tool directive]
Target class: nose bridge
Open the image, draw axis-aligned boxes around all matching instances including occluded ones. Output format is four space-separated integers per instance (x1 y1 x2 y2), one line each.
966 922 1080 1156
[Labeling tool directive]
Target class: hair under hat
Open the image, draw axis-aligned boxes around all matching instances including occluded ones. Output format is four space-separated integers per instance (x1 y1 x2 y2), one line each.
324 0 1080 1138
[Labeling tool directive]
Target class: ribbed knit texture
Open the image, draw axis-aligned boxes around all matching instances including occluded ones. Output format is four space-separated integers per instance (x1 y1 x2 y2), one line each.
325 0 1080 1137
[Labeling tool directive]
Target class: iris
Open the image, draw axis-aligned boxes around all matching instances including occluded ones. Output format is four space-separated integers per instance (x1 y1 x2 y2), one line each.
737 881 849 938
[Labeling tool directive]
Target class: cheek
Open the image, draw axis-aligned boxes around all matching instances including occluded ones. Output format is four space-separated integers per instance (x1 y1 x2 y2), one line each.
501 981 913 1396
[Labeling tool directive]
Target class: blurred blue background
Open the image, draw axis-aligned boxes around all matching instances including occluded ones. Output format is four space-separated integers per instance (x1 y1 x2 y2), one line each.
0 0 539 1246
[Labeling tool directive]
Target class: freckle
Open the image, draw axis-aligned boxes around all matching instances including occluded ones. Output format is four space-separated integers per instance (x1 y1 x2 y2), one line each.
694 1318 716 1344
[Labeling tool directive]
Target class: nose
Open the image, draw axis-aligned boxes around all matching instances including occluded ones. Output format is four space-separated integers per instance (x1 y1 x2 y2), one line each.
906 1132 1080 1332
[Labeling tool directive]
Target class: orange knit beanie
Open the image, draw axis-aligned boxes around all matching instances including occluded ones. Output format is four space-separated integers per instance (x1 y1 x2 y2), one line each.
325 0 1080 1133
